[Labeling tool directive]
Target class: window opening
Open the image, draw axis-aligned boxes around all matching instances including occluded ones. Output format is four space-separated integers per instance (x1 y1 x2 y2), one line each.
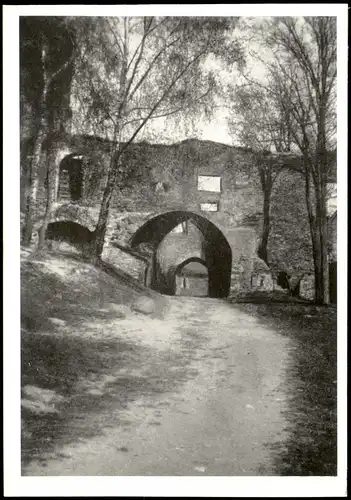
200 202 219 212
197 175 221 192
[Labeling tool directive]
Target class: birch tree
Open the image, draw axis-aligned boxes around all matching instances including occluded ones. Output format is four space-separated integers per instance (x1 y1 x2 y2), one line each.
264 17 337 304
71 16 243 259
231 17 336 304
20 17 75 246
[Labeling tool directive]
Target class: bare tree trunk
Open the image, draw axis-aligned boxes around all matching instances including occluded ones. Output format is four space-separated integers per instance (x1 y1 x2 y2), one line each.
21 123 46 246
315 181 330 304
20 137 35 213
21 44 50 246
92 154 120 259
316 91 330 305
309 184 330 305
91 24 128 261
303 165 329 304
313 237 323 304
321 216 330 304
22 34 75 246
257 190 271 265
257 168 272 266
38 142 59 248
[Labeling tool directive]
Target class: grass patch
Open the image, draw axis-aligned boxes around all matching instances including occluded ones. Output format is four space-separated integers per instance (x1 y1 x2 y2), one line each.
233 290 313 305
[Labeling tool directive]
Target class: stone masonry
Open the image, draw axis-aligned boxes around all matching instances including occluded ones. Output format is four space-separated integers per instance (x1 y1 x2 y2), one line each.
21 132 324 298
20 17 337 300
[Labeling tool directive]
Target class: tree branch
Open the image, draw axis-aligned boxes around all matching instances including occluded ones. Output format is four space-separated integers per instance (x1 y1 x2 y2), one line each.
118 46 209 157
128 33 183 103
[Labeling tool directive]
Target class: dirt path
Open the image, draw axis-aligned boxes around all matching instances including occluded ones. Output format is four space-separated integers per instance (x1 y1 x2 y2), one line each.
23 297 293 476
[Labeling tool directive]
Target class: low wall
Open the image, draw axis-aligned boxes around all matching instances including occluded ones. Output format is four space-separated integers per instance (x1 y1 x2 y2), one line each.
102 245 147 283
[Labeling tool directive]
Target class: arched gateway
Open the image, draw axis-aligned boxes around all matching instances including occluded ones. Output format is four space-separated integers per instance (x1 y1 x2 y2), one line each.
130 211 232 298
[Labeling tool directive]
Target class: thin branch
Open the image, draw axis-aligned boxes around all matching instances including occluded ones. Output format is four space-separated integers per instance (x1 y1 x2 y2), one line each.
44 49 76 91
106 19 124 57
120 19 153 113
280 18 320 94
121 84 213 129
118 46 209 157
128 33 183 103
126 17 168 72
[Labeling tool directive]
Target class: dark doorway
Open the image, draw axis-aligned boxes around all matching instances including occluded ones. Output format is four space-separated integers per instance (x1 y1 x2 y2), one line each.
45 220 94 254
59 155 84 202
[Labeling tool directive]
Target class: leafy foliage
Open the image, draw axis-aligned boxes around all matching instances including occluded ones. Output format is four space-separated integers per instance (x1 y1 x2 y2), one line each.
65 17 244 257
70 17 243 143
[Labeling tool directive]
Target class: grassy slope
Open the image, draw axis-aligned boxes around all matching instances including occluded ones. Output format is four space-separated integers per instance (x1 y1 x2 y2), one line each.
21 249 168 466
21 249 155 331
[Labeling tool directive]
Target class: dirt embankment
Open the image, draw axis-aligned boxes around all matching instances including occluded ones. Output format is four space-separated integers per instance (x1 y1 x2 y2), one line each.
21 249 170 463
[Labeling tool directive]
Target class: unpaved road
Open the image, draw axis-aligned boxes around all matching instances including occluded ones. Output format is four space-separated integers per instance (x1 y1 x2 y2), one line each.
23 297 293 476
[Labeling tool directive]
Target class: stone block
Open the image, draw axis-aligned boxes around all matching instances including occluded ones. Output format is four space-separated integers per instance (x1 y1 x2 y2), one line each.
132 296 156 315
103 303 129 318
48 317 66 326
251 272 274 292
300 274 315 300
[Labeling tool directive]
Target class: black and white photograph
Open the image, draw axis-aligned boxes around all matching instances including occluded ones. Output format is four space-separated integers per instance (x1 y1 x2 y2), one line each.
3 4 347 497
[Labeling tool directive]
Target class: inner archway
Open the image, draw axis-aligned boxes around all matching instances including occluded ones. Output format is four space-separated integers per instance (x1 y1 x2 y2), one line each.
130 211 232 298
175 257 208 297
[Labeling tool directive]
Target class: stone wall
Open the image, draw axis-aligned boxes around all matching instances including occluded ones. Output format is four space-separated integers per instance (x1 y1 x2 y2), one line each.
300 274 315 300
102 245 147 282
21 132 338 299
269 168 314 279
157 231 204 275
20 16 337 301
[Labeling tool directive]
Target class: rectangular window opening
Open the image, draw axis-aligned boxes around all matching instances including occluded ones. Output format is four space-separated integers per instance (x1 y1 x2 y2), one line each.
200 202 219 212
197 175 221 192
